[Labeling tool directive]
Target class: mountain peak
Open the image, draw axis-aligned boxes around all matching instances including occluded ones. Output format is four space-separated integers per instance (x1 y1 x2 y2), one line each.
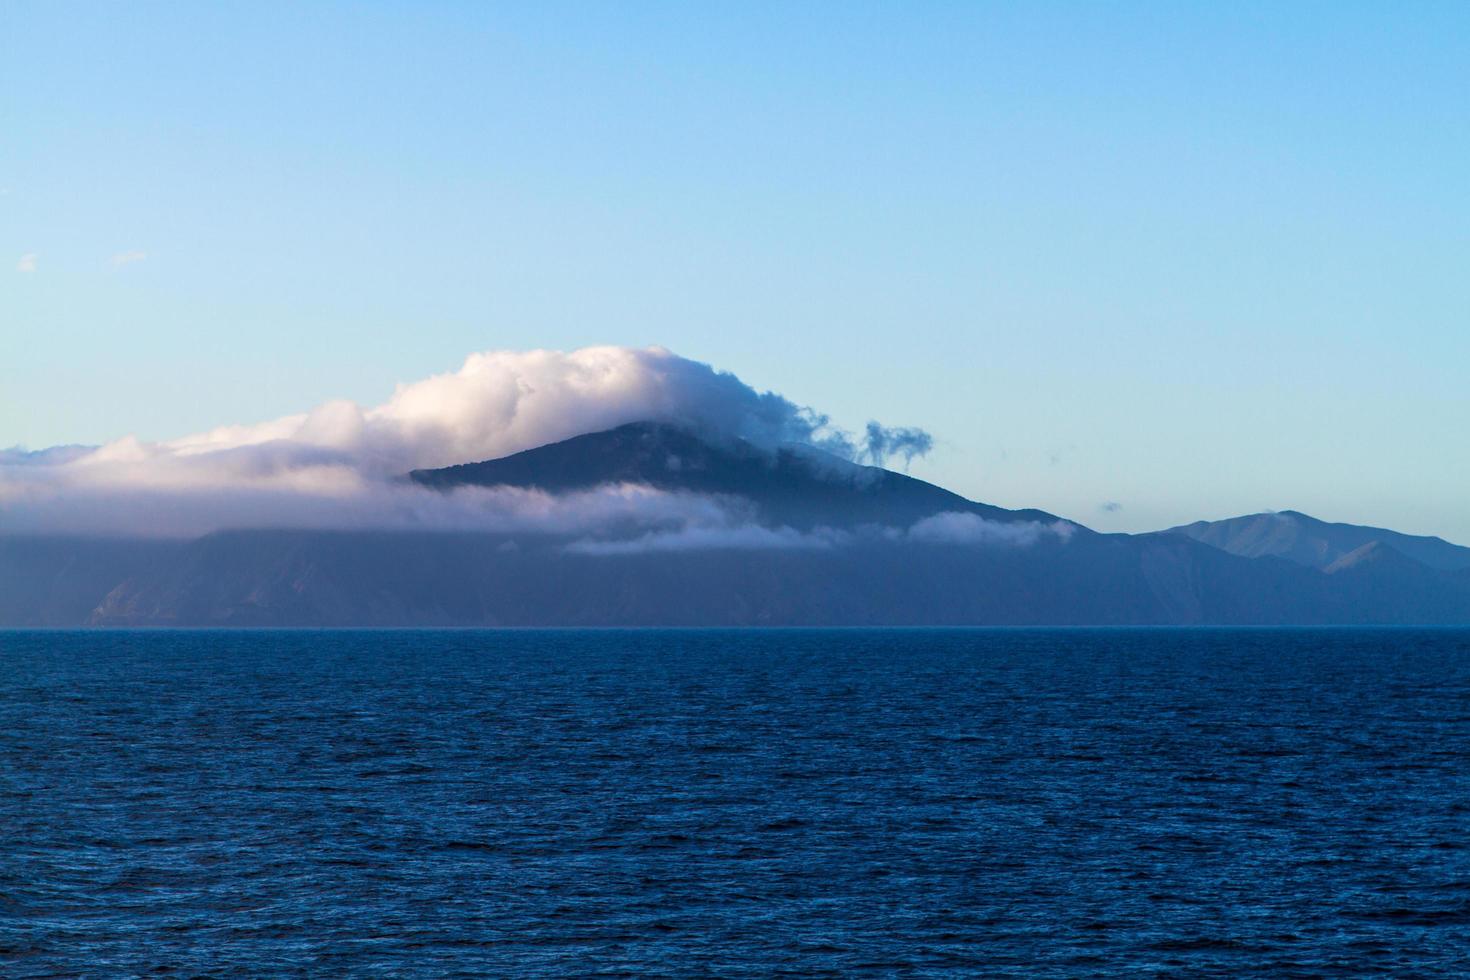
410 421 1065 531
1170 511 1470 572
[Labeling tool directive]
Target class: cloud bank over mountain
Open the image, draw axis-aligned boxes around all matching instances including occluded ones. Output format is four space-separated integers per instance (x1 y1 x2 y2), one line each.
1 346 936 537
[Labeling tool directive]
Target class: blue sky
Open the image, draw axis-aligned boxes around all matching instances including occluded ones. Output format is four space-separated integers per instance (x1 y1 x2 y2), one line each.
4 2 1468 539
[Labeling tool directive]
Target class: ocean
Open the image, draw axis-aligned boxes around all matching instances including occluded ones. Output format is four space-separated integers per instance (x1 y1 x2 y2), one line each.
3 628 1468 977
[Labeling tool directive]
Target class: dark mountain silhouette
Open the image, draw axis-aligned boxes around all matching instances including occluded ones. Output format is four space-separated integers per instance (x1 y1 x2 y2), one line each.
1169 510 1470 572
409 421 1063 531
0 527 1358 627
3 424 1469 626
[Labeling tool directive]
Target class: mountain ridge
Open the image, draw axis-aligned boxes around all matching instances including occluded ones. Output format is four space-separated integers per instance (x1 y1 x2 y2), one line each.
1168 510 1470 572
409 421 1069 532
3 423 1469 627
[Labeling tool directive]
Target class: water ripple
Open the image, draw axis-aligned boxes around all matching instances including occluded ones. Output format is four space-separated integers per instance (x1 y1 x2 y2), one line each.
2 627 1469 976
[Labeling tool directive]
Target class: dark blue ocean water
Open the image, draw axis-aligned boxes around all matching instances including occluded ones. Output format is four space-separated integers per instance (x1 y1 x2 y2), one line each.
3 628 1470 977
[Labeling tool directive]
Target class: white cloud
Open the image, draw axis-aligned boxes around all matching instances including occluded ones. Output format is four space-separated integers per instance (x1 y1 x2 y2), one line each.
16 253 36 273
108 250 147 268
906 511 1076 547
0 345 934 537
563 512 1078 556
0 469 743 540
566 523 848 555
36 345 925 482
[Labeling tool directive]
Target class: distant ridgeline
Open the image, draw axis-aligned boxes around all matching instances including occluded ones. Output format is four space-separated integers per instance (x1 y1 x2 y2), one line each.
4 422 1469 626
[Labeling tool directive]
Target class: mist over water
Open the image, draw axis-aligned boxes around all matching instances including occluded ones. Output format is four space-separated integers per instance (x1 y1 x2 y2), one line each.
5 628 1469 977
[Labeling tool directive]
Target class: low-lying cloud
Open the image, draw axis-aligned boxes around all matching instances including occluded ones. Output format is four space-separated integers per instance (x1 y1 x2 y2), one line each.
565 523 849 556
563 512 1074 557
2 474 755 541
905 511 1076 547
1 346 935 537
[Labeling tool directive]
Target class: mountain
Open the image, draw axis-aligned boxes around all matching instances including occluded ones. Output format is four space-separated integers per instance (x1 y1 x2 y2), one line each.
0 525 1359 627
0 536 186 626
1168 510 1470 572
409 421 1063 531
3 424 1469 627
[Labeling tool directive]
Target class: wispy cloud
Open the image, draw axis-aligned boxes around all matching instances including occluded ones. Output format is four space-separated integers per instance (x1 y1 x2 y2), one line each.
16 253 36 273
108 250 147 268
906 511 1076 547
860 422 933 469
1100 501 1122 513
566 512 1077 556
566 523 848 555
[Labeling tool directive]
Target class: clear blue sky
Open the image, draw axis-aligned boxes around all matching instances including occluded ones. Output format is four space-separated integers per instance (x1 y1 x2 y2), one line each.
4 2 1468 539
